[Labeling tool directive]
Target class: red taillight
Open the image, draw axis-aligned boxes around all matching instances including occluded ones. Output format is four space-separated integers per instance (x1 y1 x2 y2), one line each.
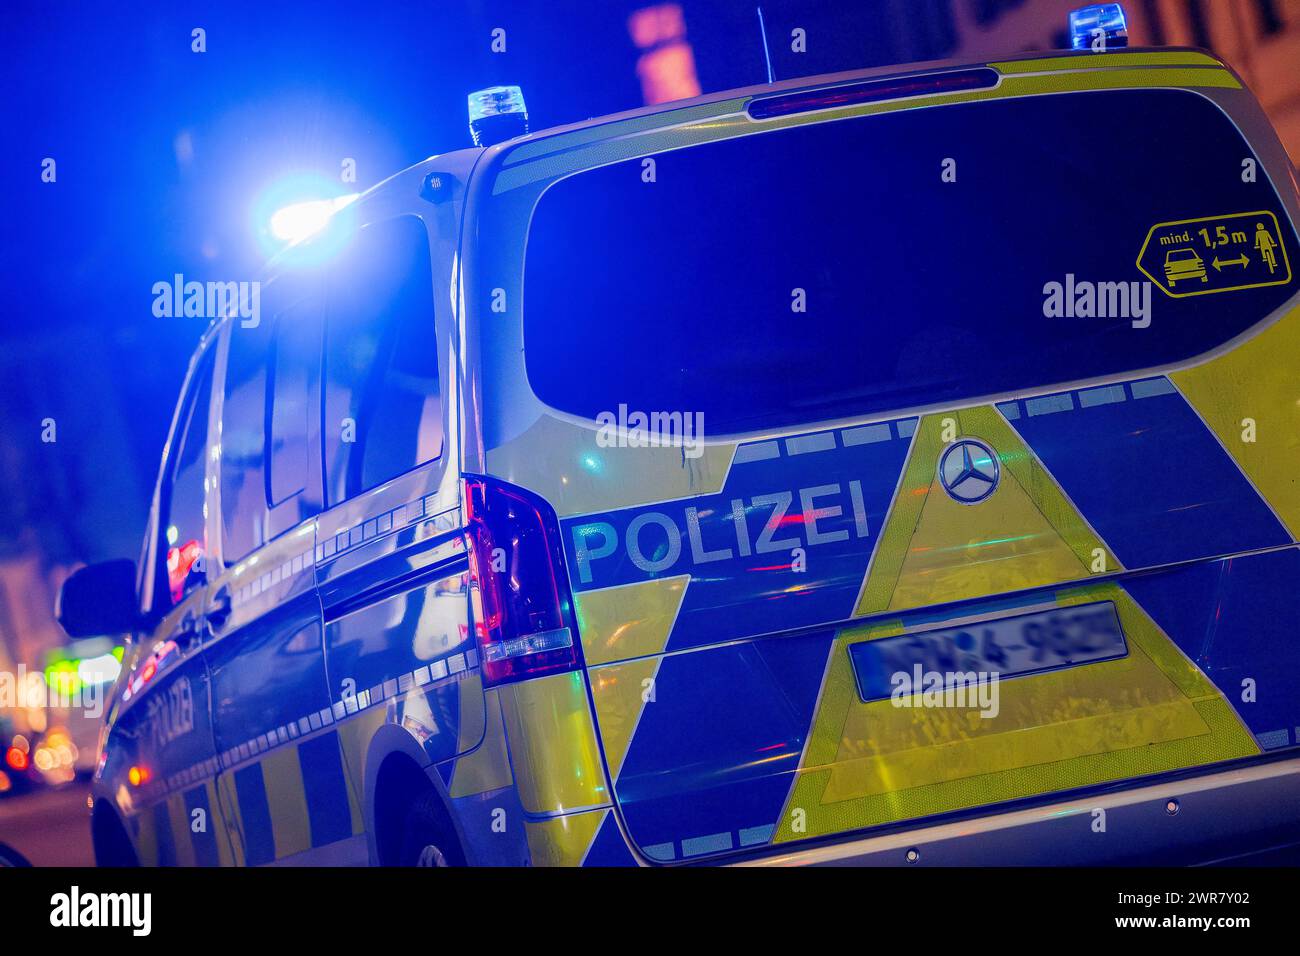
463 476 581 686
746 67 999 120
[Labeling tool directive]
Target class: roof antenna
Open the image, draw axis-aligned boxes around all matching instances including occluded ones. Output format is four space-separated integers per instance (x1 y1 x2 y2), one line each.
757 6 775 83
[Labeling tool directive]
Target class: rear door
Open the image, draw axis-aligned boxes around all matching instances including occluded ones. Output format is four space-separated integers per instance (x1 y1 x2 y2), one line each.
476 54 1300 861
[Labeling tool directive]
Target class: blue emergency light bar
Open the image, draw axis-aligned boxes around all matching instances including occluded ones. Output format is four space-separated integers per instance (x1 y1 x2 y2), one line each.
469 85 529 147
1070 3 1129 50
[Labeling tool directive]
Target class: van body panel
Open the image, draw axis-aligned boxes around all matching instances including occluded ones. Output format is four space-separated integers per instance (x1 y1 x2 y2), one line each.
94 47 1300 868
464 49 1300 863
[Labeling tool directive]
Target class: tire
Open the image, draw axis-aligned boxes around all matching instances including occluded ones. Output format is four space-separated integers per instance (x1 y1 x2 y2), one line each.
397 789 466 867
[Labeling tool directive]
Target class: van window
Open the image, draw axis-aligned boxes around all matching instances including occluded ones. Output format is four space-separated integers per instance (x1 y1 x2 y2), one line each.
522 89 1298 435
268 301 320 506
163 349 214 607
220 322 271 563
220 280 324 563
324 216 442 505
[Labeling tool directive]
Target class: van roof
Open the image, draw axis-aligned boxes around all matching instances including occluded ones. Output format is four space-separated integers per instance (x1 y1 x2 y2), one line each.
259 45 1233 293
490 45 1227 156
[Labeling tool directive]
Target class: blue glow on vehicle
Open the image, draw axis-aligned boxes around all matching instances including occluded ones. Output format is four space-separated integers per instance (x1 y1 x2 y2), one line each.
269 193 358 243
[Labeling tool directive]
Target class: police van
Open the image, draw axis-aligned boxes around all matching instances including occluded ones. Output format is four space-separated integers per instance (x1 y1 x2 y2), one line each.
59 11 1300 866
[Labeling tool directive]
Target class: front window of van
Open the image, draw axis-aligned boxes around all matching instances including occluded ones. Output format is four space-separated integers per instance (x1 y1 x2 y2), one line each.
521 89 1297 435
164 350 214 606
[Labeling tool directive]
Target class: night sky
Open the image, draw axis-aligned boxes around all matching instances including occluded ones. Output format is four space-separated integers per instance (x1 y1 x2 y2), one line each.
0 0 967 564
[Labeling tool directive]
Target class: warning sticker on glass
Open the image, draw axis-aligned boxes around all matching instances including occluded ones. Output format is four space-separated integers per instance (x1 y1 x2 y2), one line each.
1137 210 1291 298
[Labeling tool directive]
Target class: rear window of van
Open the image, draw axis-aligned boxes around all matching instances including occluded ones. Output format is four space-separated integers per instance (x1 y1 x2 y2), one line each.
522 89 1296 434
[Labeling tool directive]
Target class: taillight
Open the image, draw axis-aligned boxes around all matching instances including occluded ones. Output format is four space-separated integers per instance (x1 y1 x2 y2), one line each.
463 475 581 686
746 67 999 120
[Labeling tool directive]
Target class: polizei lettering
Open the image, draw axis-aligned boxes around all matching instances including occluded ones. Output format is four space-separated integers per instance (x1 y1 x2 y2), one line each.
570 480 871 586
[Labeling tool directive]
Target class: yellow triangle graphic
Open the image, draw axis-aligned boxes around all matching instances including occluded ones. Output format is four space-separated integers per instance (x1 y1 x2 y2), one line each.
589 658 661 783
579 575 688 783
575 574 688 667
859 406 1119 614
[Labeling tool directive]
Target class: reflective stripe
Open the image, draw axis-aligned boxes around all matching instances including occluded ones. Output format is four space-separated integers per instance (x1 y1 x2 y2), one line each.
261 745 312 859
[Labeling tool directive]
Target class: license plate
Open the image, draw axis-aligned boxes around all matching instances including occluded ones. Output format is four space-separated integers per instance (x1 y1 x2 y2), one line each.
849 602 1128 703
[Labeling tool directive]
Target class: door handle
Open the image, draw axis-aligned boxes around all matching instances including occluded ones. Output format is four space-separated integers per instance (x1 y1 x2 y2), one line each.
174 611 202 650
206 587 233 633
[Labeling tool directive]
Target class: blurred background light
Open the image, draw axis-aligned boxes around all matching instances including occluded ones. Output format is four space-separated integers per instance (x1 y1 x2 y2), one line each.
269 192 359 244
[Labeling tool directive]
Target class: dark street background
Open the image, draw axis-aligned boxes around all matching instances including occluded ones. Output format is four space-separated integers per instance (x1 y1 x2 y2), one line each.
0 783 93 866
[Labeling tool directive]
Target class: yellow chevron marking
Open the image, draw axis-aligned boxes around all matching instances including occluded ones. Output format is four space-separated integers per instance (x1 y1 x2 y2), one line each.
858 407 1117 615
450 688 514 798
335 708 386 836
455 672 487 753
589 657 661 783
500 671 608 814
992 51 1225 73
261 746 312 859
778 584 1257 842
207 780 235 866
575 574 688 666
167 792 196 867
1173 304 1300 537
525 809 608 867
215 773 246 866
575 574 685 786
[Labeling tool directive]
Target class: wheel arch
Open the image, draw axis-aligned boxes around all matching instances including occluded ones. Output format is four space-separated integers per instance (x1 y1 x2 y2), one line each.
91 798 139 867
364 723 468 866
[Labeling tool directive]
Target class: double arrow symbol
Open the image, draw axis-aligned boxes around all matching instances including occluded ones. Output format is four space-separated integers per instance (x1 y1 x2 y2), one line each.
1212 253 1250 271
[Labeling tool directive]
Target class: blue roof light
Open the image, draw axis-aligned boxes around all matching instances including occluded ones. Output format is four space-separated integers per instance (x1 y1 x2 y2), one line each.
468 85 527 122
468 86 529 147
1069 3 1128 51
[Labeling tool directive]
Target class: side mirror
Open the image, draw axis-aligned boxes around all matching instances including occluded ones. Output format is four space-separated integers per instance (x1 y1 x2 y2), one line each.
56 559 140 638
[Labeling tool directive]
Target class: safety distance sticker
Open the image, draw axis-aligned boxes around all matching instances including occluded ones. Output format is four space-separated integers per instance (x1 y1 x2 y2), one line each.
1138 209 1291 298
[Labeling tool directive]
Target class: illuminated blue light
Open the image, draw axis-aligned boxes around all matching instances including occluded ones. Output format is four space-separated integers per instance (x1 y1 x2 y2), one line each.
468 85 527 122
269 193 358 243
1069 4 1128 50
253 172 360 266
468 86 529 147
